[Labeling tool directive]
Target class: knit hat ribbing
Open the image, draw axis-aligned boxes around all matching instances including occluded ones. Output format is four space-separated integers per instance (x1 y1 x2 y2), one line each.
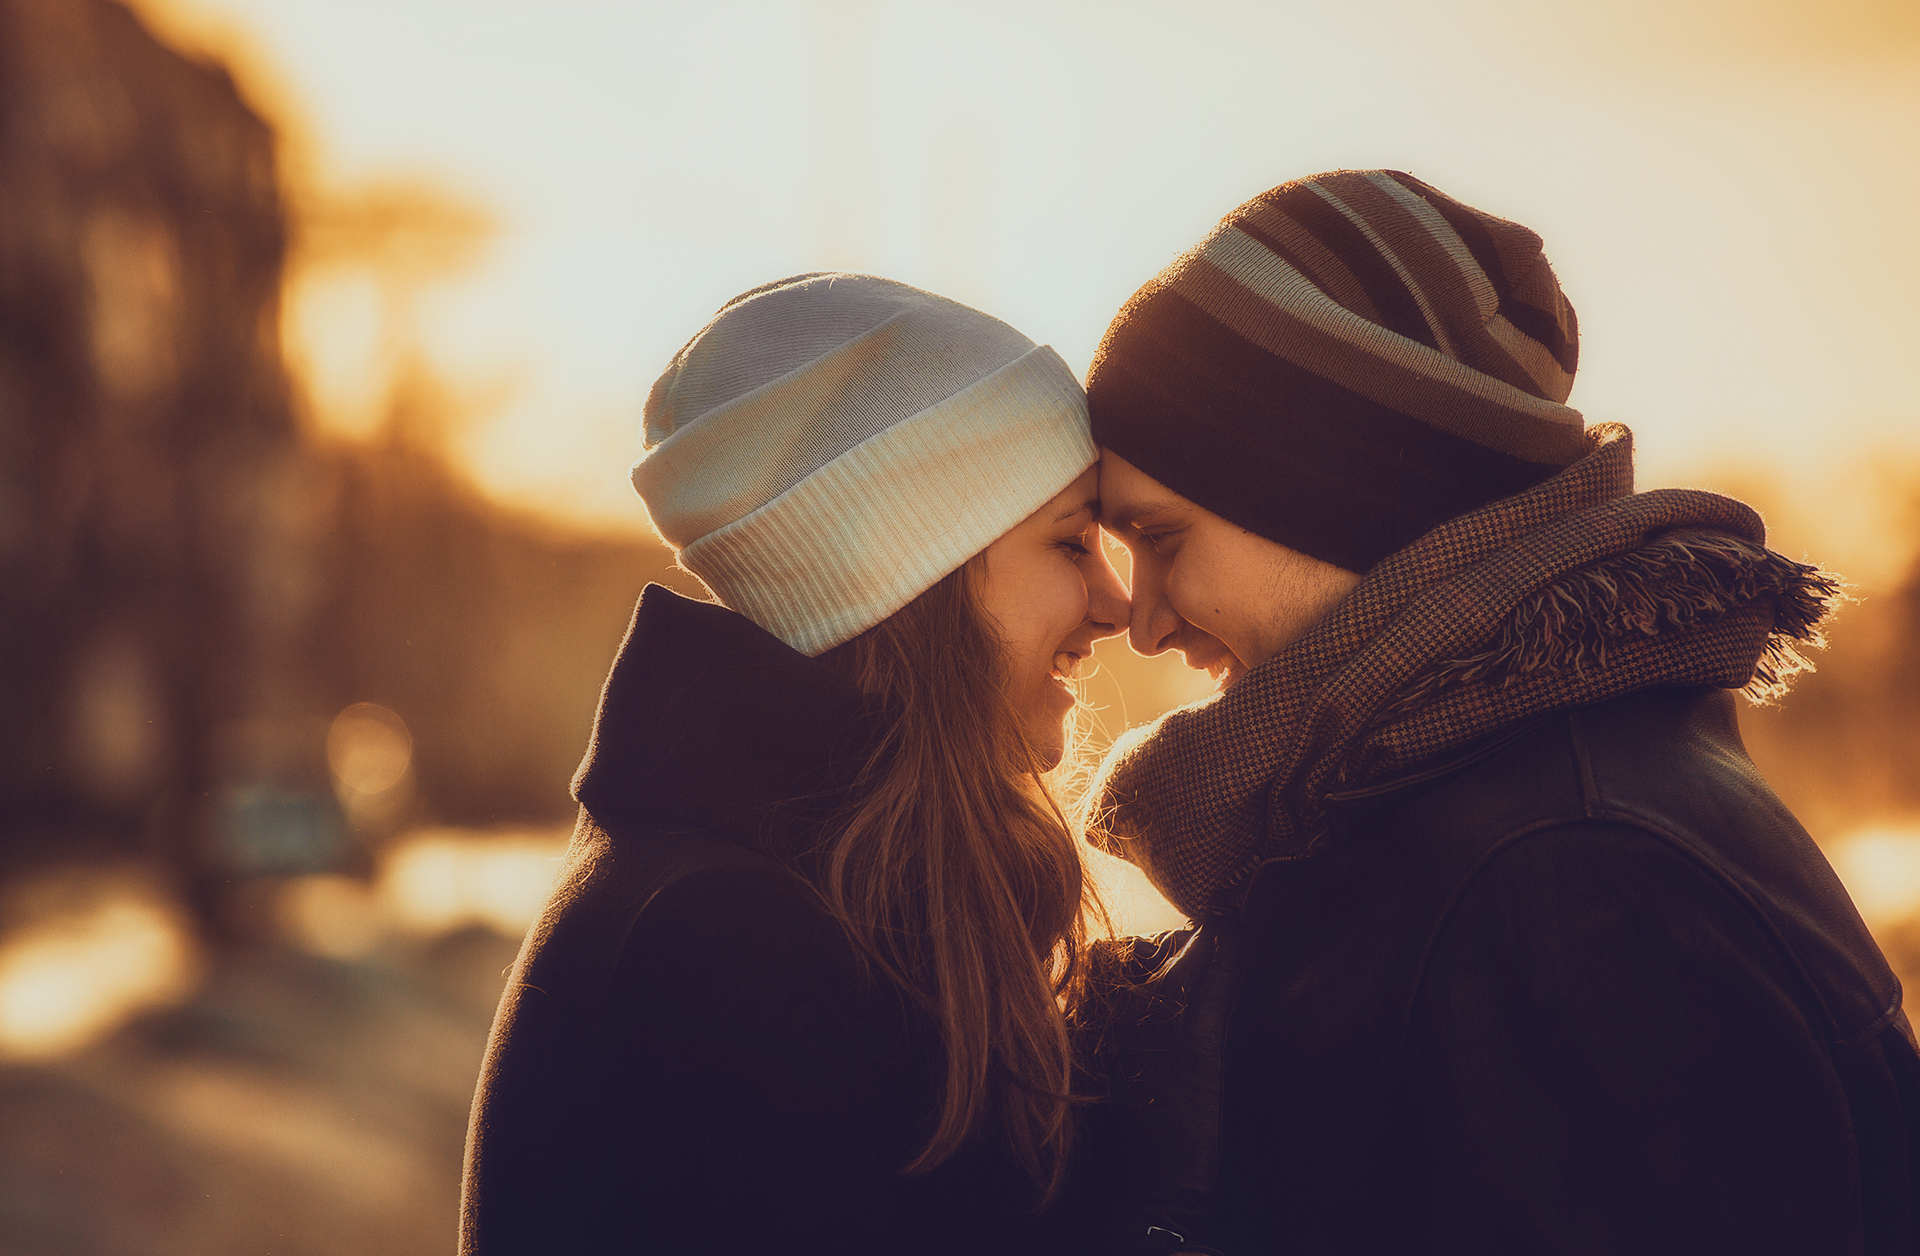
1086 169 1585 573
633 273 1095 656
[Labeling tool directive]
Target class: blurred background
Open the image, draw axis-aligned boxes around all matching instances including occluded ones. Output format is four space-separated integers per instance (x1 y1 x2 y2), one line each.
0 0 1914 1250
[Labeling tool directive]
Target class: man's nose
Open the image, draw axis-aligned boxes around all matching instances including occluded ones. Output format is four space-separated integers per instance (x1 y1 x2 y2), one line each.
1131 619 1183 658
1126 572 1183 657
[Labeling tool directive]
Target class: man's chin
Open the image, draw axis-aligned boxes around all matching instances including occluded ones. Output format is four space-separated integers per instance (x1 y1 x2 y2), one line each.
1188 653 1246 692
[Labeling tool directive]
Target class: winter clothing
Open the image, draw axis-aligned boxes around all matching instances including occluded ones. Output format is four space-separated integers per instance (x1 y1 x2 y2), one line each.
1085 169 1583 572
1093 423 1833 919
1089 687 1920 1255
460 587 1053 1255
1079 427 1920 1254
633 273 1094 655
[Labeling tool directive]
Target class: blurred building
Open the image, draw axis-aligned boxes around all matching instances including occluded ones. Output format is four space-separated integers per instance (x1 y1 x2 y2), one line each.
0 0 673 940
0 0 299 913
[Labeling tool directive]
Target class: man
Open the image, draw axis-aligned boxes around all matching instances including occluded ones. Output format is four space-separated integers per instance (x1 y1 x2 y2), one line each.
1078 170 1920 1255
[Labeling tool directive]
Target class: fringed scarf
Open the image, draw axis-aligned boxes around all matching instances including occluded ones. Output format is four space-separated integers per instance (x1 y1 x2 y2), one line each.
1088 424 1841 920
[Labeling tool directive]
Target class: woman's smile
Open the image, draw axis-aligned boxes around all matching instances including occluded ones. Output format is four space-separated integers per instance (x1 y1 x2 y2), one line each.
976 465 1130 767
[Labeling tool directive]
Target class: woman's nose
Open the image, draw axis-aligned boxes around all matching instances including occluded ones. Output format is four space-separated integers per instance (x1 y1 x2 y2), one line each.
1082 542 1131 640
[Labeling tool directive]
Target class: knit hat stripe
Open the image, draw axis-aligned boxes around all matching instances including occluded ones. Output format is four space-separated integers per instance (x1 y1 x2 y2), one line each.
1485 311 1578 402
1309 180 1465 359
1097 293 1564 571
1340 172 1575 403
1237 202 1385 324
1262 181 1443 352
1244 176 1575 404
677 345 1094 655
1184 229 1586 462
1362 172 1500 320
1385 172 1579 374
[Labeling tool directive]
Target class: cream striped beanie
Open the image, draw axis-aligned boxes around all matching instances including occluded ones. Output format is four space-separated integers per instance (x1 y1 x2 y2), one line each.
1086 169 1585 573
632 273 1095 656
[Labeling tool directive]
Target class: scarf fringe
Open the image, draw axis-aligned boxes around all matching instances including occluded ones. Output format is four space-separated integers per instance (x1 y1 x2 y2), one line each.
1391 530 1844 715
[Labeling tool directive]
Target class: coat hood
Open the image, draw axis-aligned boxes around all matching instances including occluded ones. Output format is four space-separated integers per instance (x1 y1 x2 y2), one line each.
572 584 890 853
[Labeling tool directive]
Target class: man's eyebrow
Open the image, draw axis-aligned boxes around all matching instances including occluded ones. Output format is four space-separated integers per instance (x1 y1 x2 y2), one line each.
1103 497 1185 526
1052 497 1099 523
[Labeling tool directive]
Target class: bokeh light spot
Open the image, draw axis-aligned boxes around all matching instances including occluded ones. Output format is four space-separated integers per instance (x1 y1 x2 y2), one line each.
0 885 201 1059
378 829 566 937
326 702 413 795
278 873 386 960
1827 826 1920 928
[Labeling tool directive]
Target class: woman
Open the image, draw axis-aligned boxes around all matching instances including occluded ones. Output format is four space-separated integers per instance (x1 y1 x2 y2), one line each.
460 274 1129 1254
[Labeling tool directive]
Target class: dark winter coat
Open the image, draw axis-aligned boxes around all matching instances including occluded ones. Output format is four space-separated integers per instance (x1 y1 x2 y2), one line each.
1076 427 1919 1255
459 585 1051 1255
1085 686 1920 1255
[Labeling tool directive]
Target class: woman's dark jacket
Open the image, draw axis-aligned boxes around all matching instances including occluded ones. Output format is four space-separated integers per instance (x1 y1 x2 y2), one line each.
460 585 1048 1255
1088 686 1920 1255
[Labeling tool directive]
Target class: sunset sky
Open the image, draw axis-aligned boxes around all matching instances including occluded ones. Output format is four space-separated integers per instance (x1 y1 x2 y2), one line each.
146 0 1920 580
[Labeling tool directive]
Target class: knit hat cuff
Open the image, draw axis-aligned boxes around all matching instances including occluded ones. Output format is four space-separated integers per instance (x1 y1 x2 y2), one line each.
671 345 1094 656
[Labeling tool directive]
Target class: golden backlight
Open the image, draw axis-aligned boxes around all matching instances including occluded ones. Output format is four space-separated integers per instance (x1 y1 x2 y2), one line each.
103 0 1920 960
10 3 1912 1244
133 0 1920 540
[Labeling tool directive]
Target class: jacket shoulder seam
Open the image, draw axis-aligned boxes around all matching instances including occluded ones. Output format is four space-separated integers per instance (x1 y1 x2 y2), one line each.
1405 808 1600 1039
1408 808 1878 1048
1583 805 1899 1048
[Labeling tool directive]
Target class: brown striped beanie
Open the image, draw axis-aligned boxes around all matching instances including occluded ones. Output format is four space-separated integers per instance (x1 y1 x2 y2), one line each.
1086 169 1586 572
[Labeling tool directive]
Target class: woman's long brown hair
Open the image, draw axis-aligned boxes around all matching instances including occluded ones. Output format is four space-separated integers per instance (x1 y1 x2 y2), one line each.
815 554 1092 1200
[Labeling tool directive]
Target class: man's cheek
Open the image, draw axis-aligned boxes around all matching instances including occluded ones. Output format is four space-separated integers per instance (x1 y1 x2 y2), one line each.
1166 560 1218 627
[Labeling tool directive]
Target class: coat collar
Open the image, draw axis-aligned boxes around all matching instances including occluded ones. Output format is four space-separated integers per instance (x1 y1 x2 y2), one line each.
572 584 890 850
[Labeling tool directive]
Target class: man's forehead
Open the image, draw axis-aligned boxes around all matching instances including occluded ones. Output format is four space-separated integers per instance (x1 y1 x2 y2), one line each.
1096 476 1190 525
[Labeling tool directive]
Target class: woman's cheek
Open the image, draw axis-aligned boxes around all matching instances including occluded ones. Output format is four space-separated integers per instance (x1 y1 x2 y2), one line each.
1059 567 1091 635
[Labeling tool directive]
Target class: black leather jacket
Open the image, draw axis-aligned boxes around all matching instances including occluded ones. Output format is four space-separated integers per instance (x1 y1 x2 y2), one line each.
1087 686 1920 1256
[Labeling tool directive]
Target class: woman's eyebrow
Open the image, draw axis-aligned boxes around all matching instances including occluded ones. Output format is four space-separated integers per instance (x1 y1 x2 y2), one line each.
1052 497 1099 523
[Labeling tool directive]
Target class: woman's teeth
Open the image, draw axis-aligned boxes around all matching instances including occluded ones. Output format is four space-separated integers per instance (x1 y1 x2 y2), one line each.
1051 652 1081 680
